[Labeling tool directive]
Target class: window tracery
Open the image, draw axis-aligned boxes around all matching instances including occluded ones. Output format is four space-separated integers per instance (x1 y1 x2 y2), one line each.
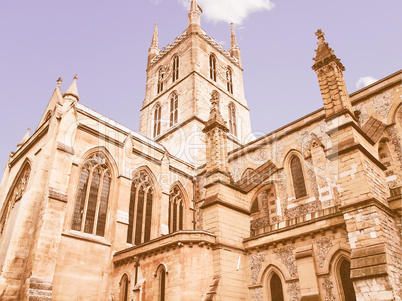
71 153 111 237
127 171 154 245
168 186 184 233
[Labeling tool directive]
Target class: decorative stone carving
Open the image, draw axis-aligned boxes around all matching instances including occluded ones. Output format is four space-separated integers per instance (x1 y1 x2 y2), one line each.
274 246 297 278
230 158 242 182
277 170 289 209
372 90 393 119
252 288 263 301
322 276 336 301
285 201 321 219
315 236 334 267
249 252 267 284
287 281 300 301
271 139 285 163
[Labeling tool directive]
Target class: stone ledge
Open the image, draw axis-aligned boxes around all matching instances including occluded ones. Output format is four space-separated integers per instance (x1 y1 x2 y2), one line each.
350 264 388 280
29 277 52 291
48 187 68 203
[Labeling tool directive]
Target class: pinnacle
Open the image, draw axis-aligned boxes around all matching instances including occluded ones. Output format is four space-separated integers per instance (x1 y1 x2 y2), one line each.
64 74 79 101
312 29 345 71
230 23 239 49
150 23 159 49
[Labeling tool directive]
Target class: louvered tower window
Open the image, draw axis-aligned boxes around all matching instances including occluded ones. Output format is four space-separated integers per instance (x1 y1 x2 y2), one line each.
157 68 164 93
226 68 233 94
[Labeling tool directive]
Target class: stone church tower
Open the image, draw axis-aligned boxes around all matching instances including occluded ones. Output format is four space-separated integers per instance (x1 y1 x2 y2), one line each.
139 0 251 165
0 1 401 300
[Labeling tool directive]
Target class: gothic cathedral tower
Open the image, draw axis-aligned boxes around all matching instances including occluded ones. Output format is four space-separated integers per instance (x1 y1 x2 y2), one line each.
139 0 252 166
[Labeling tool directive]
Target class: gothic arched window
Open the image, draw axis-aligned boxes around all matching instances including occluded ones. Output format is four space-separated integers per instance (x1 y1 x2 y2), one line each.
170 93 178 127
168 186 184 233
250 198 259 214
157 68 164 93
290 156 307 199
269 273 284 301
339 259 356 301
72 153 112 237
119 274 129 301
153 104 161 138
172 55 179 82
228 103 237 136
159 269 166 301
209 54 217 81
127 171 154 245
226 67 233 94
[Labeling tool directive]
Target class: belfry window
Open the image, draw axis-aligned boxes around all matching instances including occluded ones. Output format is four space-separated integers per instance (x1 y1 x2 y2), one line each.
168 186 184 233
226 68 233 94
72 153 112 237
157 68 164 93
209 54 216 81
290 156 307 199
228 103 237 136
127 171 154 245
170 93 178 127
172 56 179 82
154 104 161 138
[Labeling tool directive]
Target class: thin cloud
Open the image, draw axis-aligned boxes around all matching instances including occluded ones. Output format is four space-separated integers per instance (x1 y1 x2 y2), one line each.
178 0 275 24
356 76 377 89
151 0 164 4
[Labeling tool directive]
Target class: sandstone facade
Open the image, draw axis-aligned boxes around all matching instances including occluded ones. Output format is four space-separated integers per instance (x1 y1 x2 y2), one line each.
0 1 401 300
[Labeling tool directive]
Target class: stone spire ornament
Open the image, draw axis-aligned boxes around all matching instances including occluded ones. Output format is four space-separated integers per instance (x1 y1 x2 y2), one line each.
17 126 31 148
229 23 242 67
312 30 352 118
56 77 63 87
148 23 160 67
188 0 201 33
64 74 79 101
203 91 230 176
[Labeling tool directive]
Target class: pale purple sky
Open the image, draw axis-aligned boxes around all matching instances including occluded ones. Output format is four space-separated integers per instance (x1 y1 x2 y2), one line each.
0 0 401 177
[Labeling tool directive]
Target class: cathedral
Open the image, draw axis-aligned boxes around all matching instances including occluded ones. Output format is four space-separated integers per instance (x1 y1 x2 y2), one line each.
0 1 401 300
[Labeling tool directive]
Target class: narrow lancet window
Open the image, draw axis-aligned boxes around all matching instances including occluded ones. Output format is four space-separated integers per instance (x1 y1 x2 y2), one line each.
209 54 216 81
157 68 164 93
228 103 237 136
226 68 233 94
154 104 161 138
172 56 179 82
170 93 178 126
290 156 307 199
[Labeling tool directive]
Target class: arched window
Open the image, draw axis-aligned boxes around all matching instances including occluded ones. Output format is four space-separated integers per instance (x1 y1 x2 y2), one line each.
157 68 164 93
168 186 184 233
0 162 31 270
228 103 237 136
127 171 154 245
339 260 356 301
170 93 178 127
119 274 129 301
290 156 307 199
269 273 284 301
209 54 216 81
159 269 166 301
72 153 112 237
153 104 161 138
172 56 179 82
226 67 233 94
